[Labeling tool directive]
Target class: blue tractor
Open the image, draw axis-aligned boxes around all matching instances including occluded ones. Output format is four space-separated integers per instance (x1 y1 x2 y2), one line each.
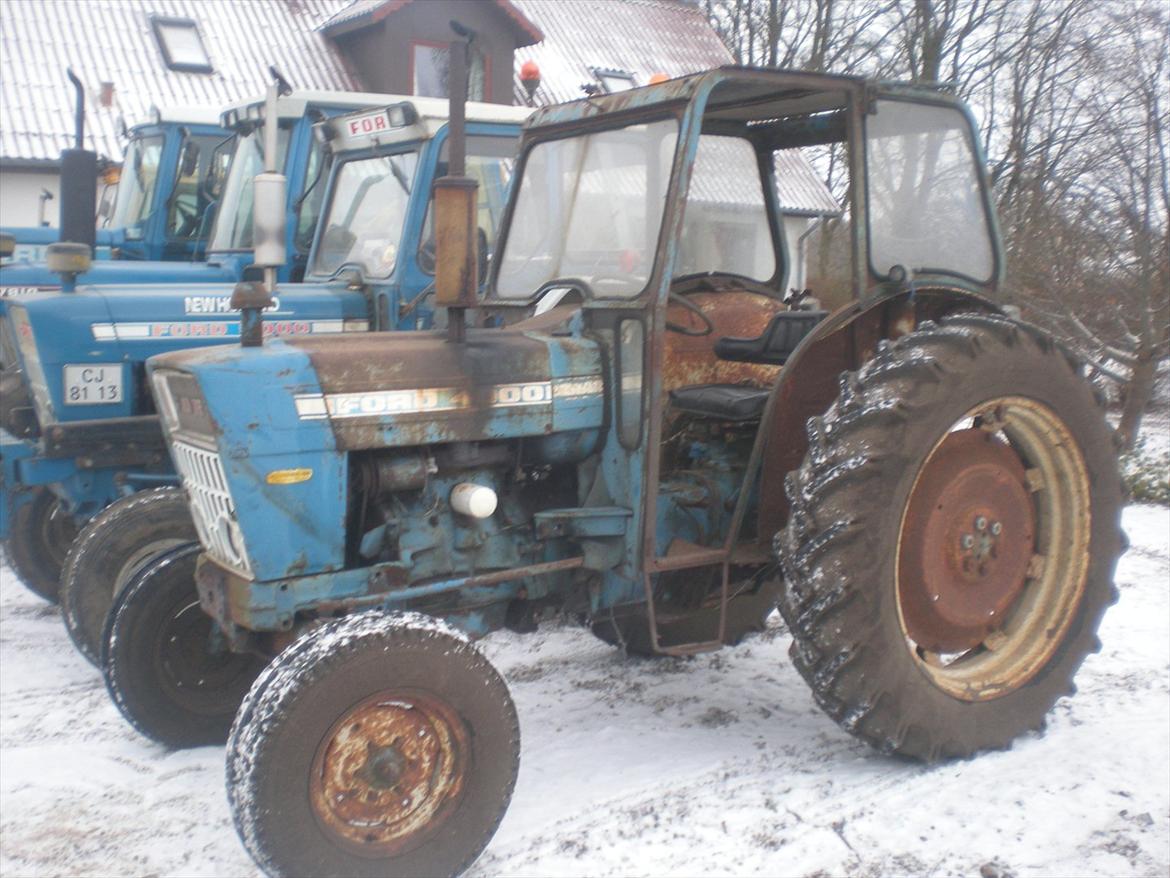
0 94 527 665
0 67 234 285
0 85 429 299
127 63 1120 877
0 108 230 279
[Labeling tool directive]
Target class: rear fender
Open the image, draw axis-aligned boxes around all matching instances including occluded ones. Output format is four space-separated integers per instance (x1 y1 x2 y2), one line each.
756 287 1002 538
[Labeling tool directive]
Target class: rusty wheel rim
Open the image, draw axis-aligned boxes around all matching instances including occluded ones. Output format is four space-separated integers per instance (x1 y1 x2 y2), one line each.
896 397 1092 701
310 689 470 858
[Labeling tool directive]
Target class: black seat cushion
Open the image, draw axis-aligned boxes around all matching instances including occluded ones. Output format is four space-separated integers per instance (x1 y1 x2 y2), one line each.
714 310 828 365
669 384 770 421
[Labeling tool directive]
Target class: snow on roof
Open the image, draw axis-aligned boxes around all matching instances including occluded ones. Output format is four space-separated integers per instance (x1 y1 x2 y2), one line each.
510 0 732 106
507 1 836 215
0 0 835 214
0 0 360 165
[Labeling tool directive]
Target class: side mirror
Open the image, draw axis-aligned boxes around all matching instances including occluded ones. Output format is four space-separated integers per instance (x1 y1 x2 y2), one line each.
181 141 200 177
476 226 488 287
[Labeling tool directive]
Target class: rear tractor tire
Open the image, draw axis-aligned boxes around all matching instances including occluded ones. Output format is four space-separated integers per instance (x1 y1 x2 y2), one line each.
4 488 79 603
102 543 266 748
61 487 196 666
227 611 520 878
776 313 1123 761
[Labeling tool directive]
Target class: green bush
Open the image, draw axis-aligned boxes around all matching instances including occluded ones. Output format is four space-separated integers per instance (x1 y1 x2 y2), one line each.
1120 435 1170 505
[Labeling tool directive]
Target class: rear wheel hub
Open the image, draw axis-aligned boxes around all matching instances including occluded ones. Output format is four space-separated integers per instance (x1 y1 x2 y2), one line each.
900 429 1036 652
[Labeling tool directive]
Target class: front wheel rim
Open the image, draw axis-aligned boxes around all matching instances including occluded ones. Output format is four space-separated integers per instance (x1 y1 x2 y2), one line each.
896 396 1092 701
309 688 470 858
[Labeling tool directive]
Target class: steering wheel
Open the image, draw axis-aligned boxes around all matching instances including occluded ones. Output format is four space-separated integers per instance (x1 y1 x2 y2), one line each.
665 291 714 336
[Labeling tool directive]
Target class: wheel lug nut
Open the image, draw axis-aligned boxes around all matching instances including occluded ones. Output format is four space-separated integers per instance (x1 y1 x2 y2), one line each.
961 534 975 549
975 516 988 531
991 522 1002 535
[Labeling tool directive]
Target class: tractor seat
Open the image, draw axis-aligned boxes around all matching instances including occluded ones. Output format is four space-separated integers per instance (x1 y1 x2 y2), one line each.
667 310 826 421
669 384 770 421
714 310 828 365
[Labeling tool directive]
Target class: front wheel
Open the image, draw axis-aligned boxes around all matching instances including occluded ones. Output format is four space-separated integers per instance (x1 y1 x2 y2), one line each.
227 611 520 878
775 313 1123 761
102 543 266 748
61 487 196 666
4 488 78 602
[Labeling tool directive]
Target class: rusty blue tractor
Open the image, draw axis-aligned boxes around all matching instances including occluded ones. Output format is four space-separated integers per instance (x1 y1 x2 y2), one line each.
1 92 526 651
126 62 1121 877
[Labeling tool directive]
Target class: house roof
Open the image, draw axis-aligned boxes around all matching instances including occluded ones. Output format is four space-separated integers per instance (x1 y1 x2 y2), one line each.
317 0 543 45
510 0 733 106
0 0 836 214
0 0 360 166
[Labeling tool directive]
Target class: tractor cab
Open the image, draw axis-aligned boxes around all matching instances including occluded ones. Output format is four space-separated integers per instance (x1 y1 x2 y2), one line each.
479 68 1004 635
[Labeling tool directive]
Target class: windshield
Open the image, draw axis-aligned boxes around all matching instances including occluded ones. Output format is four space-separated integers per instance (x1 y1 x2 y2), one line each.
167 134 230 240
106 133 164 234
310 150 419 278
675 135 775 282
208 127 290 252
496 118 679 299
866 100 994 283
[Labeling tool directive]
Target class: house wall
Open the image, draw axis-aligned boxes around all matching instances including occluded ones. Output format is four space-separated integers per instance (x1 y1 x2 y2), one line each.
334 0 520 104
0 168 62 228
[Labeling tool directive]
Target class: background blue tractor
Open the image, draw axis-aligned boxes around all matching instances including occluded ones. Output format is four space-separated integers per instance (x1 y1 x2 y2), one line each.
130 60 1122 878
0 108 229 273
0 95 527 670
0 85 421 299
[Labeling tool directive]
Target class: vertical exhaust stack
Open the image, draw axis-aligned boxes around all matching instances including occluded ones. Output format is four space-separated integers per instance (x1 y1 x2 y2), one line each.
47 68 97 290
433 22 479 344
232 68 291 346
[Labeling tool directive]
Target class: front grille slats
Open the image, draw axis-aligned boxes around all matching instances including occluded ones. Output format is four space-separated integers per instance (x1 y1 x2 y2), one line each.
172 440 251 576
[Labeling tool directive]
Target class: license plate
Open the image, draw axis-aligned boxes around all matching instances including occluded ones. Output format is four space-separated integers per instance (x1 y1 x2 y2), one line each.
63 364 123 405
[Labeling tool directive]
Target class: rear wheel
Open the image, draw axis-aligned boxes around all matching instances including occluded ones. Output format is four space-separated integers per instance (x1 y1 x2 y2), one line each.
228 611 519 878
61 487 196 666
4 488 78 602
102 543 265 748
775 313 1123 760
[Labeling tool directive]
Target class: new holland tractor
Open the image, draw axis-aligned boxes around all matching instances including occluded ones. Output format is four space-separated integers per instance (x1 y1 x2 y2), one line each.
131 61 1121 877
0 88 527 658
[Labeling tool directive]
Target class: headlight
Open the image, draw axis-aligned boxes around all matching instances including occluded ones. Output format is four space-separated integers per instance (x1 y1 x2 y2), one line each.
151 369 218 446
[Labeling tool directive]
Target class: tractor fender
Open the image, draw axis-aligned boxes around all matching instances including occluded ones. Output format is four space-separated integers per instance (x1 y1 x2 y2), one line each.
756 286 1002 538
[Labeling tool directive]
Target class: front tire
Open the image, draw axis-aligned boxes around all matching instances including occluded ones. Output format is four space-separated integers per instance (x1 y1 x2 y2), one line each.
775 313 1123 761
61 487 196 666
102 543 265 748
227 611 520 878
4 488 78 602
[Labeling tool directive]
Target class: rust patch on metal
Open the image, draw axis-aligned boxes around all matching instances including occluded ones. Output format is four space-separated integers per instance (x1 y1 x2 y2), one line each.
898 429 1035 652
662 291 785 392
757 288 1001 538
309 688 470 858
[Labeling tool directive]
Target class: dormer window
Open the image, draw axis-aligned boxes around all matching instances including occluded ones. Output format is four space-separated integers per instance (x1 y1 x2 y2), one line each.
412 41 488 102
593 67 635 93
151 16 213 74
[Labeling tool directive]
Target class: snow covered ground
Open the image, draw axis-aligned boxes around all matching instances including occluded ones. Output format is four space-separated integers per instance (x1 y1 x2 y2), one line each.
1 504 1167 878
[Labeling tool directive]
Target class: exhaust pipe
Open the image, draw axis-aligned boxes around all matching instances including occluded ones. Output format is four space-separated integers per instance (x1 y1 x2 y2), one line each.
433 21 479 344
49 68 97 289
233 68 292 346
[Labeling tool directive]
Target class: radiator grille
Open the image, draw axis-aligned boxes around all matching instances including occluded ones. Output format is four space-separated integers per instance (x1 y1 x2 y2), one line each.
172 440 252 576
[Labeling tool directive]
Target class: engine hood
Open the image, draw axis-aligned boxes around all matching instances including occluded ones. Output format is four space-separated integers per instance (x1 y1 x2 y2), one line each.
0 256 238 298
151 326 606 455
11 282 367 424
